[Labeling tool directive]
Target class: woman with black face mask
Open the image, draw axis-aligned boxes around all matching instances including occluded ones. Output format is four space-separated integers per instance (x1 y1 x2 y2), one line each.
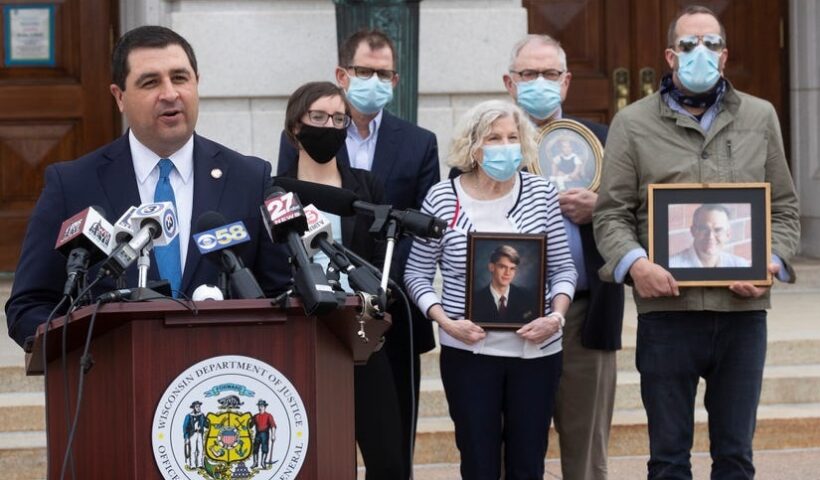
275 81 405 479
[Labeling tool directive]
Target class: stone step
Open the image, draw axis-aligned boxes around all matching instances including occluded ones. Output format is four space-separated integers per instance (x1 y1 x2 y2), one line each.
0 367 43 394
414 402 820 465
402 447 820 480
0 431 46 479
419 363 820 418
420 337 820 380
0 393 45 432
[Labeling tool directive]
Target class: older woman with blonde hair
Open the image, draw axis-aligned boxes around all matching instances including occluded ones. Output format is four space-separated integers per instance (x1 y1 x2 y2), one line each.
404 100 576 479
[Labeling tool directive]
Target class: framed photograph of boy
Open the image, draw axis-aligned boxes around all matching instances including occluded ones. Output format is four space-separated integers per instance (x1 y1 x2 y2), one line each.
648 183 772 287
531 119 603 193
465 232 546 329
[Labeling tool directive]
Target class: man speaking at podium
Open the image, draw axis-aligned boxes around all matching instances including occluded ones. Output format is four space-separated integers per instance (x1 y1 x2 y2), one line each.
5 26 289 348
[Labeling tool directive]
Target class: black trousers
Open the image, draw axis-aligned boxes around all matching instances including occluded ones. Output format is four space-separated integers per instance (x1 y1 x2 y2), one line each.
355 348 405 480
440 346 562 480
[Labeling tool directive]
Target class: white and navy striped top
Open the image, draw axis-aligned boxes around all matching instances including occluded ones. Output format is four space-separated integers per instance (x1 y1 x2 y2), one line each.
404 171 577 358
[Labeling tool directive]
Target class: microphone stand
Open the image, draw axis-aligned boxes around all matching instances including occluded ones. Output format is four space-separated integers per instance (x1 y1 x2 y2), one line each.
137 246 151 288
365 205 401 293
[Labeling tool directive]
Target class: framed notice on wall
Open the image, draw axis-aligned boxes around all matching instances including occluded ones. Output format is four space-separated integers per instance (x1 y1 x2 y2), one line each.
3 4 56 67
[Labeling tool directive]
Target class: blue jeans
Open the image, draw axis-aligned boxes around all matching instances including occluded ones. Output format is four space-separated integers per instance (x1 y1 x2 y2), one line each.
636 310 767 480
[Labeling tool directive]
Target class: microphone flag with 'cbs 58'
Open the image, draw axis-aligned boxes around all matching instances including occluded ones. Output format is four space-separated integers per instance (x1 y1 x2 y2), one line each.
193 212 264 299
192 219 251 254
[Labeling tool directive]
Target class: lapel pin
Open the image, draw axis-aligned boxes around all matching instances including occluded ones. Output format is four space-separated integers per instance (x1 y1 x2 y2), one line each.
210 168 223 179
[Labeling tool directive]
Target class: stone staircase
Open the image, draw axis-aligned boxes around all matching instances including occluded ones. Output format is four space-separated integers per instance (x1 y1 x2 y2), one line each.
2 259 819 479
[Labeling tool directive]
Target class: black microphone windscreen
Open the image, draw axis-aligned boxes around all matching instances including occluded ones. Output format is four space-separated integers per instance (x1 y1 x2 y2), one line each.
196 211 227 233
271 177 358 216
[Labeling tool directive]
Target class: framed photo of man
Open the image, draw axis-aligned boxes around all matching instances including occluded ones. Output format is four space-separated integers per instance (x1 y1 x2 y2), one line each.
648 183 772 287
465 232 546 329
530 119 603 193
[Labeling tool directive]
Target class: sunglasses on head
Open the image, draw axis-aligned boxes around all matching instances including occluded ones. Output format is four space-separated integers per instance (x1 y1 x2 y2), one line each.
675 34 726 53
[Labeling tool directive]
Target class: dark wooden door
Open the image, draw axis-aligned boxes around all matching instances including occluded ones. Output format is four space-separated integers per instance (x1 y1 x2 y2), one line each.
524 0 789 131
0 0 119 271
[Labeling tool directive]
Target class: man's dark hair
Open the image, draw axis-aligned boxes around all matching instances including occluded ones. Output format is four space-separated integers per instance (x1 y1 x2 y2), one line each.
112 25 198 90
338 29 397 68
667 5 727 47
284 81 350 147
489 245 521 265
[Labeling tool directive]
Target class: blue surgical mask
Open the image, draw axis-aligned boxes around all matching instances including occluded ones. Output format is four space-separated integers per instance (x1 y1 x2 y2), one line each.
515 77 562 120
345 74 394 114
675 44 721 94
480 144 522 182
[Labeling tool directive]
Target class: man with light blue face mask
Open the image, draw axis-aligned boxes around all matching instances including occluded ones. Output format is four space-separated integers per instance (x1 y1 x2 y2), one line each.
499 34 625 480
276 28 440 480
594 6 800 480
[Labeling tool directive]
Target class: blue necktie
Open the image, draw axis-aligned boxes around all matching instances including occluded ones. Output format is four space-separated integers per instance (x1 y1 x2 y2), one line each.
153 159 182 296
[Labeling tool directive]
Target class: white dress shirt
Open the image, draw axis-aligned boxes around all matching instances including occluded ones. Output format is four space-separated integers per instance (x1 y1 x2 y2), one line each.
346 110 383 171
129 131 194 271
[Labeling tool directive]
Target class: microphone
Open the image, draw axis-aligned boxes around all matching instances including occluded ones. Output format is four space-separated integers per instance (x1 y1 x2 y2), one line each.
261 187 338 315
301 204 384 308
98 202 178 279
193 211 264 299
272 177 446 239
55 206 115 296
112 205 138 244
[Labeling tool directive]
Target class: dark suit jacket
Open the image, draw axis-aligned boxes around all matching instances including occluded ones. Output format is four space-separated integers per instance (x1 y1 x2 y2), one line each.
5 133 291 347
278 110 440 353
471 284 539 325
447 115 624 351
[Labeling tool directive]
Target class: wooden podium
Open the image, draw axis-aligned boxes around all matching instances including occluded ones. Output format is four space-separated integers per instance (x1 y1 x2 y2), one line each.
26 297 389 479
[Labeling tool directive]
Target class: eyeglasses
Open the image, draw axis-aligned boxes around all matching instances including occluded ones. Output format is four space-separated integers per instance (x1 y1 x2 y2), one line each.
509 69 565 82
674 34 726 53
305 110 351 129
345 65 397 82
692 225 728 236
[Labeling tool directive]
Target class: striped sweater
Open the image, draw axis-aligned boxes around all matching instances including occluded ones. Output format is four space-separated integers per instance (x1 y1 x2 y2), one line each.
404 171 577 357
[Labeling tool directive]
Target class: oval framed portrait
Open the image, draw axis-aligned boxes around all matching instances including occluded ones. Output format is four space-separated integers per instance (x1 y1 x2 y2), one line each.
531 119 604 192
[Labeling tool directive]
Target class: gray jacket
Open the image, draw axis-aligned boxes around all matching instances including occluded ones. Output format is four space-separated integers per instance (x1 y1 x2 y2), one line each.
593 82 800 313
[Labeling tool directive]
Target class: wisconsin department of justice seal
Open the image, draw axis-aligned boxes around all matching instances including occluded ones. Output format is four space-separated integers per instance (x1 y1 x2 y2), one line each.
151 355 309 480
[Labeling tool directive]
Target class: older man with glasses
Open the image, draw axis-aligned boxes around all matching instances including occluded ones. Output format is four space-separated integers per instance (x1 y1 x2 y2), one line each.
593 5 800 479
495 34 626 480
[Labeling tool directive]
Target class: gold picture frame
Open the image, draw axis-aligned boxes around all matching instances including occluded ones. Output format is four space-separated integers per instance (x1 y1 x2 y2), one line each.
648 182 772 287
531 119 604 193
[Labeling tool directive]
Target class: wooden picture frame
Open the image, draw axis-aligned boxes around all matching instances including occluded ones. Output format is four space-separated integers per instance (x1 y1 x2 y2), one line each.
531 119 603 192
648 183 772 287
465 232 546 328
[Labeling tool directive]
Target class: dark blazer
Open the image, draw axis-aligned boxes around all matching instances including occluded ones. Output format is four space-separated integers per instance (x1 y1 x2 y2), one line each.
446 115 624 351
471 284 539 325
570 117 624 351
5 133 291 347
277 110 440 352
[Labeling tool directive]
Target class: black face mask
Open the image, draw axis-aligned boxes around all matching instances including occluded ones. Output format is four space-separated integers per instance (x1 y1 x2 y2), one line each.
296 125 347 164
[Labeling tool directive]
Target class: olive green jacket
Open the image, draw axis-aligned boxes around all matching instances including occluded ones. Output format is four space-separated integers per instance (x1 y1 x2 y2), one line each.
592 83 800 313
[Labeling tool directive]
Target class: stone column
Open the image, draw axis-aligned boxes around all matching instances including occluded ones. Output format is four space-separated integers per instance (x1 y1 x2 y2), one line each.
334 0 422 123
789 0 820 257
